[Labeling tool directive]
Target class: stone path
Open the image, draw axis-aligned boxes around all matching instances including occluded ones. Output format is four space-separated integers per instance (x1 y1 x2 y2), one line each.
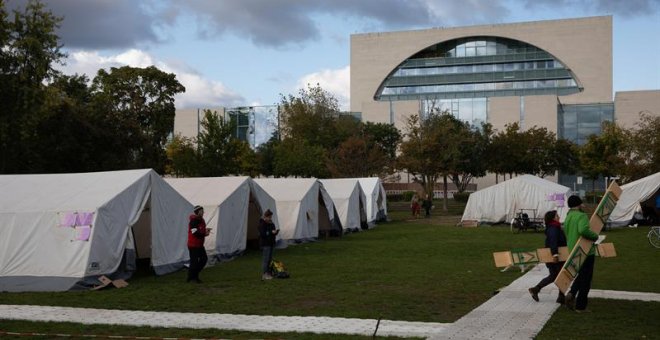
1 265 658 339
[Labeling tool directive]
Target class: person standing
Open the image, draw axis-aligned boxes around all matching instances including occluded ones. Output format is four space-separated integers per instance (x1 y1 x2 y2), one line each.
529 210 567 303
259 209 279 280
422 193 433 218
187 205 211 283
411 194 421 219
564 195 599 312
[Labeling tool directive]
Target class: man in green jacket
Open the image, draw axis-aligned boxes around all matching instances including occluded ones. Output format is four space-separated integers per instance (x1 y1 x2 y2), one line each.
564 195 599 312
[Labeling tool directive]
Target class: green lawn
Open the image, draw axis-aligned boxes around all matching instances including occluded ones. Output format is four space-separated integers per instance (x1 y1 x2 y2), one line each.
1 199 658 339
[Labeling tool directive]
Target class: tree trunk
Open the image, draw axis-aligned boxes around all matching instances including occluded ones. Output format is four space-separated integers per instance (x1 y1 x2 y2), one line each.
443 174 448 211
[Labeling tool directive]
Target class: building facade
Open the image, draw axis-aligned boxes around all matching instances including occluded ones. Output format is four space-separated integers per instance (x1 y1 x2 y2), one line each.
350 16 659 190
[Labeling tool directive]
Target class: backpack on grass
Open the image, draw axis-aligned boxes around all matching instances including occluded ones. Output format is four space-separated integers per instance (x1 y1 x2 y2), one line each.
269 259 290 279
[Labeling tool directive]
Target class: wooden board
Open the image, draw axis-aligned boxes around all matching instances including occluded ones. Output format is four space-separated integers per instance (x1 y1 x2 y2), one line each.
493 243 615 268
553 181 622 294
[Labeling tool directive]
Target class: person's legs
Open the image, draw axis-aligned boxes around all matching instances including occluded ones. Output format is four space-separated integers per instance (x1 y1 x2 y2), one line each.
187 247 201 282
261 246 273 276
530 263 560 301
575 255 595 310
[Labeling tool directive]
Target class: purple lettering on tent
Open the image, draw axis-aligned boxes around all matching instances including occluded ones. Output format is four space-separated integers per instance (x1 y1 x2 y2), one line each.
60 212 77 227
76 212 94 226
74 225 91 241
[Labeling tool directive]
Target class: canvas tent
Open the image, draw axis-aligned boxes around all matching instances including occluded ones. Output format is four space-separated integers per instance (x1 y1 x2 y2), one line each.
358 177 388 225
608 172 660 226
252 178 336 242
320 179 367 232
0 169 192 292
461 174 571 224
165 176 264 260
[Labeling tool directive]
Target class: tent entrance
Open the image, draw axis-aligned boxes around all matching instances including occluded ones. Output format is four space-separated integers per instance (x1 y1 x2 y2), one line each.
246 193 263 249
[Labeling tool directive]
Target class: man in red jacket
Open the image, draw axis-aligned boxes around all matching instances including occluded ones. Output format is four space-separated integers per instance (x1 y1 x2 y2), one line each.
187 205 211 283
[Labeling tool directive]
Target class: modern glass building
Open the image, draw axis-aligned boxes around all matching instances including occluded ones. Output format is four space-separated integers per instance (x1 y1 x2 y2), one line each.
350 16 659 189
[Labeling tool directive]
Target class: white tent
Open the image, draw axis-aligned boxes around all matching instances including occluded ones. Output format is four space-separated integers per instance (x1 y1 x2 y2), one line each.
165 176 264 260
252 178 336 242
357 177 388 225
320 179 367 232
609 172 660 226
461 174 571 224
0 169 192 292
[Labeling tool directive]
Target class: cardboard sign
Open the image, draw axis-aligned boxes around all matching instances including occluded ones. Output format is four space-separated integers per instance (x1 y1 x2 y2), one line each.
493 243 616 268
553 182 622 294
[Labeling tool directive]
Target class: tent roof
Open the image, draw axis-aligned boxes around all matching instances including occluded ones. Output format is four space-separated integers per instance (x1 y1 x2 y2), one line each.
165 177 249 205
253 178 317 201
479 174 569 194
0 169 154 212
610 172 660 223
320 179 359 198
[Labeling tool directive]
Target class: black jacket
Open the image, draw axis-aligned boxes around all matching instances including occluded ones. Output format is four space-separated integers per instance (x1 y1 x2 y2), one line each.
258 218 277 247
545 220 567 255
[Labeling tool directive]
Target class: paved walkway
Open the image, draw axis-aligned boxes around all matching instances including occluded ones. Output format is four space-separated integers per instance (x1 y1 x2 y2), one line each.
1 266 658 339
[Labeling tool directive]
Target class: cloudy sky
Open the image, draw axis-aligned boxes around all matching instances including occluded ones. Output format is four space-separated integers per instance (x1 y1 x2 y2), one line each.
6 0 660 111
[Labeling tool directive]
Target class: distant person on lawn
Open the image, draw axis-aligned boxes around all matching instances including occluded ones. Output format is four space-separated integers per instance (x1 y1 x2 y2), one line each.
259 209 279 280
529 210 567 303
422 193 433 218
411 194 421 218
187 205 211 283
564 195 599 312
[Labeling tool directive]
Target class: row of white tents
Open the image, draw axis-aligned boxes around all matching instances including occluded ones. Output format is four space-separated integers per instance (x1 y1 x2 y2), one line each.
0 170 388 292
460 173 660 226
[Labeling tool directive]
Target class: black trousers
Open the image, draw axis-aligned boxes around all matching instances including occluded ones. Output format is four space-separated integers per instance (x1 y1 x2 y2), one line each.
187 247 208 281
570 254 595 310
536 261 564 290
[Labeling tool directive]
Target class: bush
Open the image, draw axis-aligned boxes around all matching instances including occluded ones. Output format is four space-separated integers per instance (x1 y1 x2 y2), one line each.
402 191 416 202
453 192 471 202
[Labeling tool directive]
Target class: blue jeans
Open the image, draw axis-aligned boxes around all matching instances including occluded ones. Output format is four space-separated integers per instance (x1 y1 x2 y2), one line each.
261 246 273 274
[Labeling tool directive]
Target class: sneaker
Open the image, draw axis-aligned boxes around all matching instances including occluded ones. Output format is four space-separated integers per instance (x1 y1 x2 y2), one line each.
556 293 565 304
528 287 540 302
262 273 273 280
565 292 575 310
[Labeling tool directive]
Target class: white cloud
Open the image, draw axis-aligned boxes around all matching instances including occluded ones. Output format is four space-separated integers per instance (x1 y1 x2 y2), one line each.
57 49 245 109
296 65 350 111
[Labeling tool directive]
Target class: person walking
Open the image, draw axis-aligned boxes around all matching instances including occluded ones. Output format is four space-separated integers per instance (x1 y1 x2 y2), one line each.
422 193 433 218
564 195 599 312
259 209 279 280
187 205 211 283
529 210 567 303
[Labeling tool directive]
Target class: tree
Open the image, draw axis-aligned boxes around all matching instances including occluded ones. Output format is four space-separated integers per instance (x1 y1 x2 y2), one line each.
165 134 198 177
0 0 65 173
579 121 627 191
90 65 185 173
327 136 388 178
520 126 558 177
362 122 401 174
274 138 328 178
625 112 660 180
278 83 343 148
196 110 249 177
451 122 492 193
255 132 279 177
398 113 462 211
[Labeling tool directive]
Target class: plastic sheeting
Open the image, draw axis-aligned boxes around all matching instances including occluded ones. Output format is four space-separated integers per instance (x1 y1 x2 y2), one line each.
461 175 571 224
608 172 660 226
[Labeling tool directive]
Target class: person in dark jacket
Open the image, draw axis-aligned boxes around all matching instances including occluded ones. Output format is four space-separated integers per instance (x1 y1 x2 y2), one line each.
258 209 279 280
421 193 433 218
528 210 567 303
187 205 211 283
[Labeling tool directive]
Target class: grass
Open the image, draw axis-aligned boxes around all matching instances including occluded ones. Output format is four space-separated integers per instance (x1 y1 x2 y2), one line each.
1 199 658 339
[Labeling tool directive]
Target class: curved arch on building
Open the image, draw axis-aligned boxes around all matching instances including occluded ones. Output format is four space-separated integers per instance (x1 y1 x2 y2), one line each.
374 36 583 102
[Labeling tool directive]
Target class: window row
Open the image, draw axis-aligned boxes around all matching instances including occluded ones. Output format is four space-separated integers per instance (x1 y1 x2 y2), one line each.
382 79 577 95
394 60 561 77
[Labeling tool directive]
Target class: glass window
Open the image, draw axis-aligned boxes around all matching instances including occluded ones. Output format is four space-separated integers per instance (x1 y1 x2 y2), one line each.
466 47 476 57
456 45 465 57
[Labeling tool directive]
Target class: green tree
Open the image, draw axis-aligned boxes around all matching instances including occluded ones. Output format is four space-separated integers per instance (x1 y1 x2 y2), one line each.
451 122 492 193
625 112 660 180
0 0 65 173
90 65 185 173
579 121 627 191
362 122 401 174
398 113 462 211
327 135 388 178
165 134 198 177
196 110 249 177
255 132 279 177
274 138 328 178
